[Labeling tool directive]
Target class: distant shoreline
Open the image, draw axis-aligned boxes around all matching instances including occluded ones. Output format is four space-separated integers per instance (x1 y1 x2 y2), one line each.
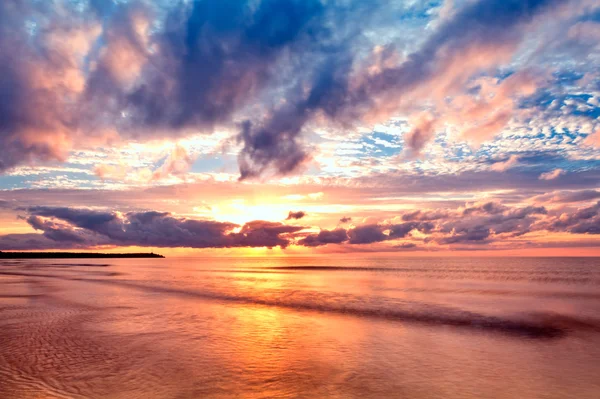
0 252 165 259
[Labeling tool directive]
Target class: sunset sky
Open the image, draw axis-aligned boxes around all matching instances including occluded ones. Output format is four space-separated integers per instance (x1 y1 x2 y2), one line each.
1 0 600 255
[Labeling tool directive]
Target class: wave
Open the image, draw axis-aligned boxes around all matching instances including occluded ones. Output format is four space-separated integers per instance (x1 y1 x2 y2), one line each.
371 285 600 300
47 263 112 267
7 272 575 339
89 278 600 339
242 266 600 284
3 269 600 340
264 265 599 275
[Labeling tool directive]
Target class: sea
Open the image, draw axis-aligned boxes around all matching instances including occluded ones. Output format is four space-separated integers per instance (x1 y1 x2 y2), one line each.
0 256 599 398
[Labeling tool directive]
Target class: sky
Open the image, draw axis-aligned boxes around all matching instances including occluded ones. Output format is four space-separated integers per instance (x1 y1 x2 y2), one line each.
1 0 600 256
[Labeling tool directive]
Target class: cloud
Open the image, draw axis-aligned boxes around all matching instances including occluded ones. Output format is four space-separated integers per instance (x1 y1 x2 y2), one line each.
402 209 450 222
0 0 582 180
4 197 600 251
181 0 576 176
90 0 329 133
404 113 437 155
491 155 521 172
462 201 508 216
0 1 101 171
346 222 433 244
584 130 600 147
347 224 388 244
318 202 549 248
232 220 306 248
151 145 195 181
452 72 541 145
237 52 353 179
356 0 563 123
395 242 418 250
403 71 542 155
0 0 333 176
298 228 348 247
0 207 306 250
416 202 549 245
390 222 434 238
545 201 600 234
286 211 307 220
532 190 600 204
539 169 566 180
0 233 91 251
435 225 492 245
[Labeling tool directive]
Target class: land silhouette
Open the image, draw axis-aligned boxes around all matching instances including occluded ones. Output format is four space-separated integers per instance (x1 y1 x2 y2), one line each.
0 251 164 259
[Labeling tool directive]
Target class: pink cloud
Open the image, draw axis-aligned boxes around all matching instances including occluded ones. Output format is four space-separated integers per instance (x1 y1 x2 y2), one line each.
539 169 566 181
491 155 520 172
584 130 600 147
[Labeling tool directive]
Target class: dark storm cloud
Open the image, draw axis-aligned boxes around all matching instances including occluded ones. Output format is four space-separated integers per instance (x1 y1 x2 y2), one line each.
298 228 348 247
0 206 306 250
347 224 387 244
0 0 577 178
286 211 307 220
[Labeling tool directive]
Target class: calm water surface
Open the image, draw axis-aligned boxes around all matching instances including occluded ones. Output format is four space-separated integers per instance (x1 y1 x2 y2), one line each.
1 257 599 398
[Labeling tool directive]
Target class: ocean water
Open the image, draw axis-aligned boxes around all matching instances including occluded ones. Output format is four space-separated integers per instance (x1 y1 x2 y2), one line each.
1 256 599 398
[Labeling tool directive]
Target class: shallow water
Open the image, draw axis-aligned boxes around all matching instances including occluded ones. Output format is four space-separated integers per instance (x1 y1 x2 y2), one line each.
1 257 599 398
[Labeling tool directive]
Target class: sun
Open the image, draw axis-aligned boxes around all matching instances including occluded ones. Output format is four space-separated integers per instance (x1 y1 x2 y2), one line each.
208 199 294 225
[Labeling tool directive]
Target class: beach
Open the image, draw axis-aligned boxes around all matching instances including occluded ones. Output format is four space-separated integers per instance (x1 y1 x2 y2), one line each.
1 257 599 398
